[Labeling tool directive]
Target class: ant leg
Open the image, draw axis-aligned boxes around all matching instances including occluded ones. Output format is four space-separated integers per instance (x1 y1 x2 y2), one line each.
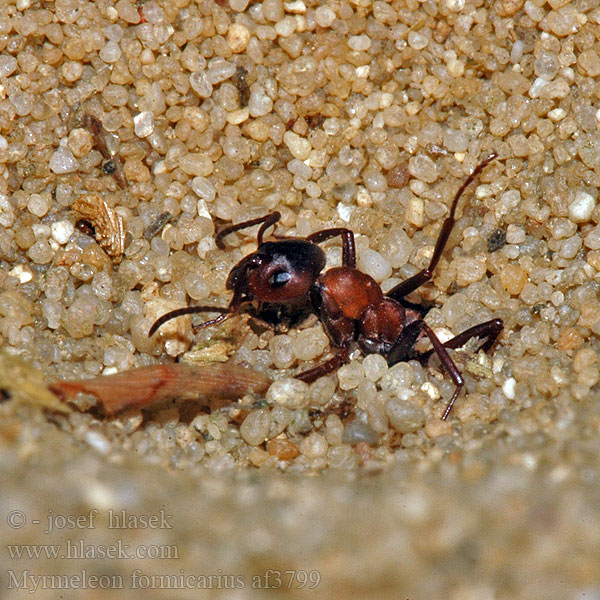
420 323 465 420
307 228 356 268
388 320 465 419
295 345 352 383
387 153 497 301
386 319 427 366
215 212 281 249
387 318 502 418
415 318 503 365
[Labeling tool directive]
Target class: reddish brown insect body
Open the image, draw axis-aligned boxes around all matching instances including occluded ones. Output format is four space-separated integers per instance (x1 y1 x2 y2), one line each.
150 154 503 420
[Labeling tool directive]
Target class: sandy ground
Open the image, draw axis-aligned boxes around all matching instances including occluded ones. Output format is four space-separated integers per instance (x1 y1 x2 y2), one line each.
2 0 600 597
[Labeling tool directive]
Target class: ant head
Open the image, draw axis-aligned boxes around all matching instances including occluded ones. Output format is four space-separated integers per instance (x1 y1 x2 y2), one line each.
227 239 326 303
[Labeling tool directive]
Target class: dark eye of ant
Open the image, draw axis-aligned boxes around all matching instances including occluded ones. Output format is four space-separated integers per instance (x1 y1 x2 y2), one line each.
269 271 291 288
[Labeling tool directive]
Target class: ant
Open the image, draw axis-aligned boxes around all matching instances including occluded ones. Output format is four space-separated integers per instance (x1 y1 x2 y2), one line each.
150 153 503 420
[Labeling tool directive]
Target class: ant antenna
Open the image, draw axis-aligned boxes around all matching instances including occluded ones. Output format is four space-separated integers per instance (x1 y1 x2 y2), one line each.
448 152 497 222
148 306 230 337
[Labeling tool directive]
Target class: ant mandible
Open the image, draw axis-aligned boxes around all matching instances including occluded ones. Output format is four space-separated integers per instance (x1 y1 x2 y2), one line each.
150 153 503 420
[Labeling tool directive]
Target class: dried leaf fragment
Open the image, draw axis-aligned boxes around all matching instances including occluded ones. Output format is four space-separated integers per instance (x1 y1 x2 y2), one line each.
72 193 125 262
0 352 70 414
49 362 271 415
